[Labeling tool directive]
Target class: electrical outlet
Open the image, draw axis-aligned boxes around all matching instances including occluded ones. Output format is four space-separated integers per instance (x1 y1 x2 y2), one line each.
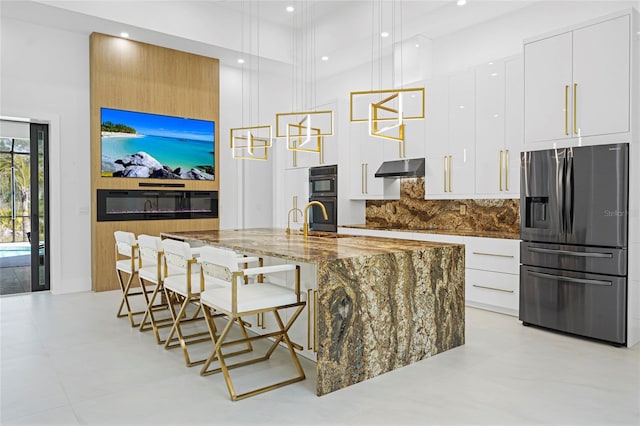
459 204 467 215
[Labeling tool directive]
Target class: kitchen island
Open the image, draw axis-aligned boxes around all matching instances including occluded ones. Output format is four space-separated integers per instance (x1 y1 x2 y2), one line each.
161 228 465 396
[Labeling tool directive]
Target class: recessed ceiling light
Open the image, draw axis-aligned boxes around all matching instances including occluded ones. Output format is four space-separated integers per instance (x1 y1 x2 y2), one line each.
237 58 245 64
415 43 420 48
459 105 465 109
321 56 329 61
120 32 129 38
457 0 467 6
491 72 498 77
381 31 389 38
286 6 294 13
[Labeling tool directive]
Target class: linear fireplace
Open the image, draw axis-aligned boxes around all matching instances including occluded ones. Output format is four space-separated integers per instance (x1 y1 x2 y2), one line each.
97 189 218 222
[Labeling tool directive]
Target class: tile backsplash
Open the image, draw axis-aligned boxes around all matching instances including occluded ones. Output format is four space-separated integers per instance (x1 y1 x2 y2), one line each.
366 178 520 234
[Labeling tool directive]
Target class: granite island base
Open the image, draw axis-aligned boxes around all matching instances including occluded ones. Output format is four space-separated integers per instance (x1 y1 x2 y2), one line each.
161 228 465 396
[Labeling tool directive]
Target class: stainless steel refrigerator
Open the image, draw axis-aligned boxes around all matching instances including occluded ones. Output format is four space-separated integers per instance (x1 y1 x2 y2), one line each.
520 143 629 345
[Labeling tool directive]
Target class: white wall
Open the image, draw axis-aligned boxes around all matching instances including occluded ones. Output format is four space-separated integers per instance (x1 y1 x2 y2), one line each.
0 15 285 292
218 66 291 230
431 1 639 76
1 17 90 294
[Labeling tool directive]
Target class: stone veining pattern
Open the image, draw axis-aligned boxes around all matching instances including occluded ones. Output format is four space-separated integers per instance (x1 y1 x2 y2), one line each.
316 244 465 395
161 229 466 396
366 178 520 237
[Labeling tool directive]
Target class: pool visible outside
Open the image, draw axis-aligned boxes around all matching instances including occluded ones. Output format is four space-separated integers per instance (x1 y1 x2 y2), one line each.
0 243 32 259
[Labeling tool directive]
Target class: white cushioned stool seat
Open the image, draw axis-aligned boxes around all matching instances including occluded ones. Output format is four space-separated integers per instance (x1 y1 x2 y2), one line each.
201 283 298 314
116 259 139 274
164 272 222 296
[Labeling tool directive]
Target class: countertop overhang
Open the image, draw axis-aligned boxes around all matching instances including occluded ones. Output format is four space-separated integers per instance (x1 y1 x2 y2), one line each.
161 228 462 262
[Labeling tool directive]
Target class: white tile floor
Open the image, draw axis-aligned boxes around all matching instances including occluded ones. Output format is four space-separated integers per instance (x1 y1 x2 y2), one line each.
1 290 639 425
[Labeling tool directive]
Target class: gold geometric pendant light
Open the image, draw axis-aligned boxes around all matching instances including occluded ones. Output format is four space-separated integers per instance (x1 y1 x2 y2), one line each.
230 125 272 161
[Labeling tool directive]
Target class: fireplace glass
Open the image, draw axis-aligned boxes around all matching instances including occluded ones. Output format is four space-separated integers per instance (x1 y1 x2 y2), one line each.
97 189 218 222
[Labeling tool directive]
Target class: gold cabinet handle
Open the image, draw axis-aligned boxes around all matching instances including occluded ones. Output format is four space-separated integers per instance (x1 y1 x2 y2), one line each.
573 83 578 135
472 284 514 294
448 156 452 192
443 156 447 192
505 150 509 191
312 289 318 352
472 251 515 258
319 137 325 164
364 163 368 194
564 85 569 136
499 150 503 191
293 196 298 222
292 140 298 167
307 288 312 350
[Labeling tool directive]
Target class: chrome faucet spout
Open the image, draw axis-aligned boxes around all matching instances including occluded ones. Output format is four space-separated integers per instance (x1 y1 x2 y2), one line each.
303 201 328 240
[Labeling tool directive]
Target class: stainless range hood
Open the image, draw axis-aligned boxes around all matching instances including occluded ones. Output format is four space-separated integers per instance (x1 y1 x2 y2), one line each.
374 158 425 178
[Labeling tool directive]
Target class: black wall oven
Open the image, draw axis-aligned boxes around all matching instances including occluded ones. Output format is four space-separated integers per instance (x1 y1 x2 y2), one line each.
309 165 337 232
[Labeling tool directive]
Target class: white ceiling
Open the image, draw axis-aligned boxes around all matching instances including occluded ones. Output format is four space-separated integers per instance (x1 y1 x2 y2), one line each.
0 0 609 80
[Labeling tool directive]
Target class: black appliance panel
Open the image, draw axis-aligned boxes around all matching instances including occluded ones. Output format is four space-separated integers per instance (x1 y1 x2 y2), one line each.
520 265 626 344
309 175 337 197
520 242 627 277
520 149 565 243
565 144 629 247
308 197 337 232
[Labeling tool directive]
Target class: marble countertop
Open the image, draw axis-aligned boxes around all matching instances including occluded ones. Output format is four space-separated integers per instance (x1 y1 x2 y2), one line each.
161 228 461 263
340 224 520 240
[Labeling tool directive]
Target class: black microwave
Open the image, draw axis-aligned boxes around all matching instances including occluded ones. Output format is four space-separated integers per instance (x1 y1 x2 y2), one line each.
309 164 337 197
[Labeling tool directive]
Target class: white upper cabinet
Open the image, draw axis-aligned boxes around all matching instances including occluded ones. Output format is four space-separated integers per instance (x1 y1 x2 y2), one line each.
524 31 573 144
476 56 523 197
524 13 631 146
347 123 400 200
573 15 630 138
425 70 475 199
424 76 449 197
448 69 476 196
475 60 506 195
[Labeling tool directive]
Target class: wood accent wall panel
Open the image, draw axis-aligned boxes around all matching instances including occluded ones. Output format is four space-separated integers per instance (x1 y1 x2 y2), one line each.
90 33 220 292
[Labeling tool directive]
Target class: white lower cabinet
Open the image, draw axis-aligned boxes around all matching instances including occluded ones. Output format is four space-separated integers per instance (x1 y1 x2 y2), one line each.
465 269 519 316
464 236 520 316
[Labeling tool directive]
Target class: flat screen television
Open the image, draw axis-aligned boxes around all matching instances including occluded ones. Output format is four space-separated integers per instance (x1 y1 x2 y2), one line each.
100 107 215 180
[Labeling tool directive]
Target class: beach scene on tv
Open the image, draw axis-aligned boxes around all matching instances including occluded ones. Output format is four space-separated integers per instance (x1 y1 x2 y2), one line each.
101 108 215 180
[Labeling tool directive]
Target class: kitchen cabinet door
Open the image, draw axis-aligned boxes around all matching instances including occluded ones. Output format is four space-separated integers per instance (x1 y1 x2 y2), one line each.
475 60 506 195
573 15 630 138
348 124 399 200
283 167 308 231
524 31 573 144
503 55 523 197
447 69 476 196
424 76 449 198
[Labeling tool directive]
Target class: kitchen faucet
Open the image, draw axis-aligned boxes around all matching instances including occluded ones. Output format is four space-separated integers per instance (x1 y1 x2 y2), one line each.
286 207 303 236
303 201 328 240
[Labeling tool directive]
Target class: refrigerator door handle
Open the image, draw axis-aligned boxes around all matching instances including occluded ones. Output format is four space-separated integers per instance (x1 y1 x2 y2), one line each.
565 150 574 234
555 150 565 235
527 270 612 287
527 247 614 258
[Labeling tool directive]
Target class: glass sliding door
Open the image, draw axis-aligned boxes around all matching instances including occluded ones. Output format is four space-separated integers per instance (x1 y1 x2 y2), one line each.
0 119 49 294
30 123 49 291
